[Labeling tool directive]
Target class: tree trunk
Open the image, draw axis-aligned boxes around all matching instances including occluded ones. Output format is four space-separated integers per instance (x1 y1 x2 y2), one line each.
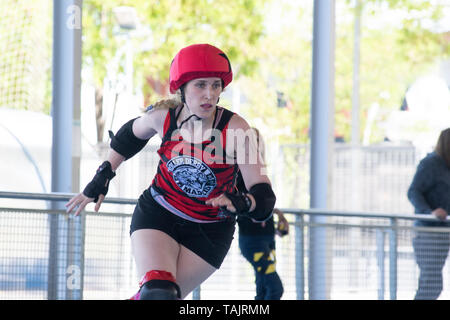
95 87 104 143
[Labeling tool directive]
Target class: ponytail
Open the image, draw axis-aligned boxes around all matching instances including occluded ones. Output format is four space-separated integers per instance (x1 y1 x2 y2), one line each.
145 90 183 112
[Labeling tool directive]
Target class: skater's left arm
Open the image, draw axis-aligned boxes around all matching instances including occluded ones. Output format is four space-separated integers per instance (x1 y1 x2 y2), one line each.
206 115 275 220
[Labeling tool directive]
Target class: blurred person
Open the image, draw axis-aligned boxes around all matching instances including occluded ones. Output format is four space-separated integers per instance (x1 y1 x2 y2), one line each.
407 128 450 300
65 44 276 300
237 128 288 300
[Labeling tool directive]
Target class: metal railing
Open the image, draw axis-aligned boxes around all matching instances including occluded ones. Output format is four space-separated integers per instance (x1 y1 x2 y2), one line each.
0 191 449 300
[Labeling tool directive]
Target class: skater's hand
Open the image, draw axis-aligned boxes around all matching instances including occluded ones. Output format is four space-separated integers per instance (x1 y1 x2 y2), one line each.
274 208 289 237
65 193 105 216
206 194 237 213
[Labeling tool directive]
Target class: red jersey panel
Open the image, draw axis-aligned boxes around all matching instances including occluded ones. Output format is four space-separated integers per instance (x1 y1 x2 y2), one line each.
151 106 238 222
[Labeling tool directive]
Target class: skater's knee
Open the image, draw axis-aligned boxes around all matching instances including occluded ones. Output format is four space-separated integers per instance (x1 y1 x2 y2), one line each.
138 270 181 300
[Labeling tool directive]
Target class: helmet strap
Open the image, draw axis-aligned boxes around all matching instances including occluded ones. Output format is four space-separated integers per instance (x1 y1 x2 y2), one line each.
180 85 186 104
178 89 201 130
178 113 201 130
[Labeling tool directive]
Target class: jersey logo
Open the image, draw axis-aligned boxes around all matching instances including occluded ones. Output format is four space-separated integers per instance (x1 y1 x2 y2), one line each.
166 156 217 198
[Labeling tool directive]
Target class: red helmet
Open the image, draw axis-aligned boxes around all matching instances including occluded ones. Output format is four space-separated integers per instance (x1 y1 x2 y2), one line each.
169 44 233 94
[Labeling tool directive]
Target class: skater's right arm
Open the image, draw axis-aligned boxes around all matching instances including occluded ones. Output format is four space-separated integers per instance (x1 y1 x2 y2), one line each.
65 150 125 216
66 108 168 216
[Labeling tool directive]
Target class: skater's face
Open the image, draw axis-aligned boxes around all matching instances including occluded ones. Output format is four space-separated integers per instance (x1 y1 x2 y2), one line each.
183 77 223 119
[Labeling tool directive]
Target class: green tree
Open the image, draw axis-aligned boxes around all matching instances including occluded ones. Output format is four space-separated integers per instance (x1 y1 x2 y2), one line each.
2 0 448 147
0 0 52 114
238 0 450 145
355 0 449 143
82 0 268 142
237 1 313 144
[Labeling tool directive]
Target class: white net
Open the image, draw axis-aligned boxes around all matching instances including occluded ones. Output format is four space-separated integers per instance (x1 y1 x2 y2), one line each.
0 0 52 113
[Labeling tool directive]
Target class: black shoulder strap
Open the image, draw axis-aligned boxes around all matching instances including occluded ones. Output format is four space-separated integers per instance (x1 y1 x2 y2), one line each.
161 107 180 143
214 107 235 131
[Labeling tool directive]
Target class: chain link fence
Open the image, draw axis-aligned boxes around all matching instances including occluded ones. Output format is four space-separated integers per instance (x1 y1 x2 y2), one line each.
2 143 450 300
1 198 450 300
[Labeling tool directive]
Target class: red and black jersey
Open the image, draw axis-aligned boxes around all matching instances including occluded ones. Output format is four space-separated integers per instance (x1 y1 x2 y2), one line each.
151 106 239 222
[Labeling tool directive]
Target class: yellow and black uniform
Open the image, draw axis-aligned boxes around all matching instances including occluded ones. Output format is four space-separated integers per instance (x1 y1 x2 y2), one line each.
236 173 283 300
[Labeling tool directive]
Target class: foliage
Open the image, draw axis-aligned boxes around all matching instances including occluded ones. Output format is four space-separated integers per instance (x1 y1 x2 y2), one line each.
238 0 450 144
82 0 268 102
1 0 448 146
0 0 52 114
356 0 450 142
237 1 313 144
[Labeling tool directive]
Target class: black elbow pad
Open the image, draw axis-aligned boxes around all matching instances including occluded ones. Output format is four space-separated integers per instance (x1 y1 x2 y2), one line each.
109 118 149 160
248 183 276 221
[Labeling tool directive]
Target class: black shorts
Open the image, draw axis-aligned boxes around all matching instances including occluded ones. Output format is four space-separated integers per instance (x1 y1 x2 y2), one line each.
130 189 236 269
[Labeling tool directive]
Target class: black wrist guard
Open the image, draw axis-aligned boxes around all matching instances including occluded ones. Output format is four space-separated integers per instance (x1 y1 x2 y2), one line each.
83 161 116 202
248 183 276 221
109 118 149 160
223 191 252 216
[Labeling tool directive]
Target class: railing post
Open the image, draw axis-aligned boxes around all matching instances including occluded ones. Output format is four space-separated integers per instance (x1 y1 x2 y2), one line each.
66 214 85 300
309 0 335 300
295 213 305 300
50 0 82 300
376 229 385 300
192 286 201 300
389 218 398 300
48 213 63 300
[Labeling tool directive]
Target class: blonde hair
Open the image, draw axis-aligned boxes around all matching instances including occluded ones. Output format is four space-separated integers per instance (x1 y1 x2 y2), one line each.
147 90 183 111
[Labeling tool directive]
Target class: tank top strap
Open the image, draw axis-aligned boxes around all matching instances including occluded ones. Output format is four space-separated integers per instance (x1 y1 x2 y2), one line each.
161 106 183 143
214 107 234 131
